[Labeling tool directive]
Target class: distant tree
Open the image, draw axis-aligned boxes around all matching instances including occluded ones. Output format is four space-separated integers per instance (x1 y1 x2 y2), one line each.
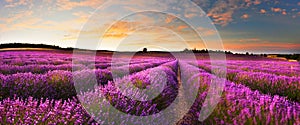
183 48 189 52
246 52 249 55
143 48 147 53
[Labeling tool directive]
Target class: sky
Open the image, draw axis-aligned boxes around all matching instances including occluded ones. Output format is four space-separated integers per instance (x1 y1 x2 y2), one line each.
0 0 299 54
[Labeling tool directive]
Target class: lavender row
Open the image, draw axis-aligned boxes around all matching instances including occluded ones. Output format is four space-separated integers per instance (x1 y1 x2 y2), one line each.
77 61 179 124
227 61 300 77
0 60 179 124
0 51 161 67
0 97 97 124
231 71 300 102
0 61 170 100
179 62 300 124
0 64 88 74
0 59 169 75
198 60 300 77
195 61 300 102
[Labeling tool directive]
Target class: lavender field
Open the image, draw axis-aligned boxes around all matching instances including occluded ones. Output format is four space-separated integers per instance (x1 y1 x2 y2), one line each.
0 50 299 124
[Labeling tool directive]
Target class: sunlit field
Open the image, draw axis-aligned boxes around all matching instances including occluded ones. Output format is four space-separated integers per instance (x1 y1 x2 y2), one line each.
0 50 299 124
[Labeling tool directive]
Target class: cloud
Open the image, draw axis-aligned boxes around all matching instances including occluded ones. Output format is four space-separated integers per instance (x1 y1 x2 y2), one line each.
165 15 176 24
72 11 90 19
260 9 266 14
253 0 261 5
5 0 13 2
282 11 287 15
225 38 300 52
10 18 43 30
298 2 300 6
182 5 201 19
271 7 282 12
241 14 249 19
291 8 298 12
197 27 217 36
101 21 140 39
208 10 234 26
206 0 249 26
56 0 105 10
239 38 261 42
184 13 197 19
225 42 300 51
4 0 33 8
244 0 261 7
0 10 33 23
177 25 188 31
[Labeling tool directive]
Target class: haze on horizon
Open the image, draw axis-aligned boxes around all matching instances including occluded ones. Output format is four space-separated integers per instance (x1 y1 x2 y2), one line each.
0 0 299 54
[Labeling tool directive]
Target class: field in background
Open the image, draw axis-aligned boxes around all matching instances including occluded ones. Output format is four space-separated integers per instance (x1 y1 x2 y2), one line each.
0 50 299 124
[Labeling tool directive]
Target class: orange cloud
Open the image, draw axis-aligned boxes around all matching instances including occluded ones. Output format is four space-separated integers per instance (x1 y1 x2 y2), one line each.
103 21 139 38
253 0 261 5
165 15 176 24
282 11 287 15
271 7 282 12
206 0 239 26
205 0 270 26
208 10 234 26
241 14 249 19
260 9 266 14
177 25 188 31
103 33 129 38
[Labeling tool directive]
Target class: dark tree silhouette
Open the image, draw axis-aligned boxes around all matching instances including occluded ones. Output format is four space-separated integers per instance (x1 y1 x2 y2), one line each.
143 48 147 53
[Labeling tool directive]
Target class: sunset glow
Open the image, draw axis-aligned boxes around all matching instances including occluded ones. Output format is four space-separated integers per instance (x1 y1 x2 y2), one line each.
0 0 299 53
